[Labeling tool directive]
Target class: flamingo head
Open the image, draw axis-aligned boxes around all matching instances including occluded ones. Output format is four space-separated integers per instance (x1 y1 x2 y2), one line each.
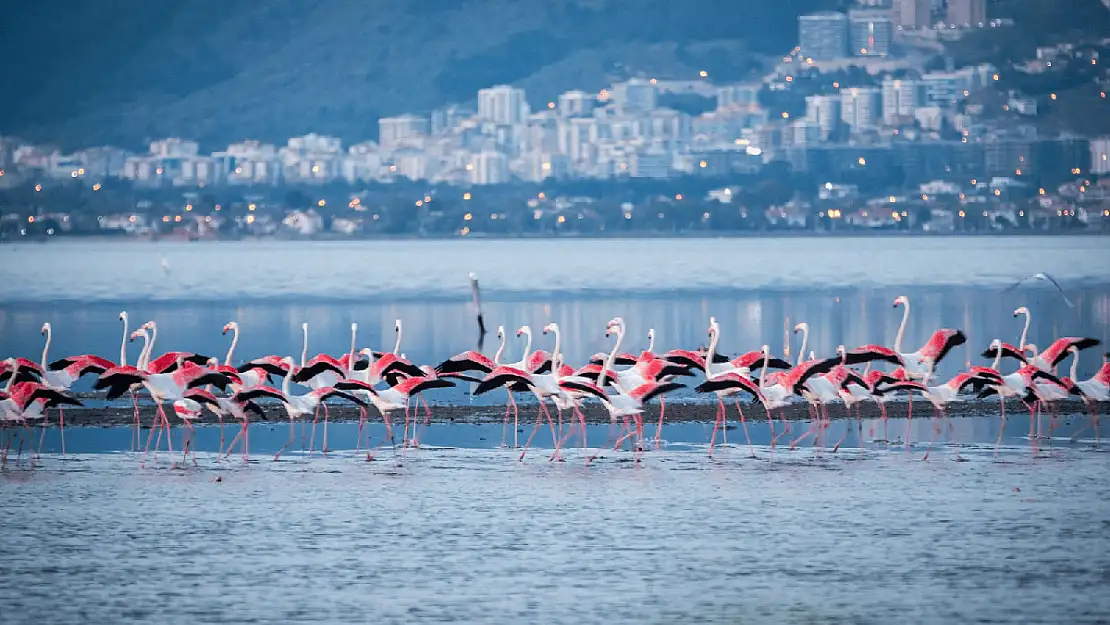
357 347 373 357
301 322 309 332
988 338 1002 350
129 329 146 342
893 295 908 308
119 311 128 322
282 356 298 372
542 322 557 335
205 357 219 369
141 320 155 330
394 319 402 333
761 344 771 357
222 321 237 335
496 325 505 339
836 344 846 358
1024 343 1038 357
40 322 50 335
468 272 477 280
647 328 655 341
794 322 808 334
516 325 528 338
1013 306 1028 317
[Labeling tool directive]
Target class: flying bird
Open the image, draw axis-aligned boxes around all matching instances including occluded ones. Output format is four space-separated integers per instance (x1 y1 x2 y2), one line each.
1004 272 1073 308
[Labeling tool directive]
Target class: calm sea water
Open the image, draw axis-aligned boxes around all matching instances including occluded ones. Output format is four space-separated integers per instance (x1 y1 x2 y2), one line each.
3 236 1110 623
2 432 1110 624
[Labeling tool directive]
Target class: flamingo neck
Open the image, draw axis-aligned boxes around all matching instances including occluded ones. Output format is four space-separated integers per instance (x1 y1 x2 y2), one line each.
393 322 402 355
225 326 239 366
300 325 309 367
282 363 293 396
991 341 1002 370
41 325 52 368
707 324 720 369
599 326 624 389
551 326 562 373
144 324 157 370
348 325 357 372
120 315 129 367
759 350 769 391
796 326 809 366
520 329 532 365
1018 310 1030 351
1070 349 1079 381
494 333 506 365
647 330 655 354
894 301 909 353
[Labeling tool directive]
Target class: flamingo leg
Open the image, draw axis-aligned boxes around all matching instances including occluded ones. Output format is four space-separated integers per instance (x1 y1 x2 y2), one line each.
993 396 1006 459
58 407 66 457
274 417 294 461
413 394 433 447
322 403 330 455
654 397 666 448
518 402 547 462
549 404 565 462
790 404 818 450
500 395 512 448
130 390 140 452
709 400 724 457
309 404 320 452
733 398 754 458
922 406 943 461
512 394 519 449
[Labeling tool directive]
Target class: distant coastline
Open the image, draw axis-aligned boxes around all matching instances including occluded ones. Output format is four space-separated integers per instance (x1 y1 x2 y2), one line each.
3 230 1108 245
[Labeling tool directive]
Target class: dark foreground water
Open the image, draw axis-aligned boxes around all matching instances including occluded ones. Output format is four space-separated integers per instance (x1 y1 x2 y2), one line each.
3 416 1110 624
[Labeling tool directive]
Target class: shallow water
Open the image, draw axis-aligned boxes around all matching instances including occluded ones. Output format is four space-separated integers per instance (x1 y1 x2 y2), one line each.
3 236 1109 303
3 415 1110 624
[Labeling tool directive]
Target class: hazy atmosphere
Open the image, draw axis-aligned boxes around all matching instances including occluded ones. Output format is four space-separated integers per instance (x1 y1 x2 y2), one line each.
3 2 1110 624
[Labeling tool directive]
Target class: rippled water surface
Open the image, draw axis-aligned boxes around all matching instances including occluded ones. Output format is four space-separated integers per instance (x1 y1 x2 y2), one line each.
3 236 1109 302
3 423 1110 624
4 236 1110 623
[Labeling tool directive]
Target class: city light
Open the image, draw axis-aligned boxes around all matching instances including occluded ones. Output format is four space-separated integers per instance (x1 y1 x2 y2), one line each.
246 215 255 224
185 204 193 211
311 164 320 173
174 215 182 222
460 226 470 236
1050 93 1057 100
557 215 566 224
547 101 555 109
702 212 710 219
858 157 866 166
649 78 657 85
463 192 471 200
424 195 432 203
0 169 4 176
92 183 101 191
537 192 545 199
832 82 839 89
699 70 708 78
889 196 896 203
781 112 790 119
71 170 78 178
248 203 257 211
785 76 793 83
958 210 966 218
28 216 35 223
674 194 683 201
464 213 472 221
317 199 326 207
415 200 423 207
699 160 707 168
34 184 42 192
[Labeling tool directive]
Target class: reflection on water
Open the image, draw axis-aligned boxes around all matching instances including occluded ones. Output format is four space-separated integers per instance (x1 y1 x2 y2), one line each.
2 431 1110 624
2 236 1110 302
2 284 1106 403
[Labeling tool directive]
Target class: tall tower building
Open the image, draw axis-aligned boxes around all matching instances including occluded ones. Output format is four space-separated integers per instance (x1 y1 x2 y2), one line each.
893 0 932 30
798 12 849 60
477 86 528 125
947 0 987 27
849 10 893 56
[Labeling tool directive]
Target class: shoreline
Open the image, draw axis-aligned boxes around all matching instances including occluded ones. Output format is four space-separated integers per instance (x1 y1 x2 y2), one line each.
4 231 1109 245
35 398 1105 428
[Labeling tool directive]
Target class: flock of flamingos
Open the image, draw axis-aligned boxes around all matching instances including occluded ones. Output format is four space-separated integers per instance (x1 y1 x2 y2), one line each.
1 295 1108 468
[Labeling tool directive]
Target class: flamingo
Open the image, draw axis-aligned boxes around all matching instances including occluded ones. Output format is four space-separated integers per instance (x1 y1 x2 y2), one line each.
95 356 237 466
564 323 685 462
891 365 1006 460
293 321 360 453
0 380 82 463
335 371 456 459
140 320 211 374
235 357 370 460
892 296 967 383
1064 349 1110 445
35 322 114 454
173 387 266 461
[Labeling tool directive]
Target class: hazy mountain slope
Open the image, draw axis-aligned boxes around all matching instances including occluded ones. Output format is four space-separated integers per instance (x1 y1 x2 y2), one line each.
1 0 835 149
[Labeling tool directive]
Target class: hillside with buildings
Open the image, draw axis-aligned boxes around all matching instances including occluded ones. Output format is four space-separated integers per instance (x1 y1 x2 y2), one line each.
0 0 835 149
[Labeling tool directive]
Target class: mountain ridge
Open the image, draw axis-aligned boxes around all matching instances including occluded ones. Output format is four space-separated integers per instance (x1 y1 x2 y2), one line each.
0 0 833 150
